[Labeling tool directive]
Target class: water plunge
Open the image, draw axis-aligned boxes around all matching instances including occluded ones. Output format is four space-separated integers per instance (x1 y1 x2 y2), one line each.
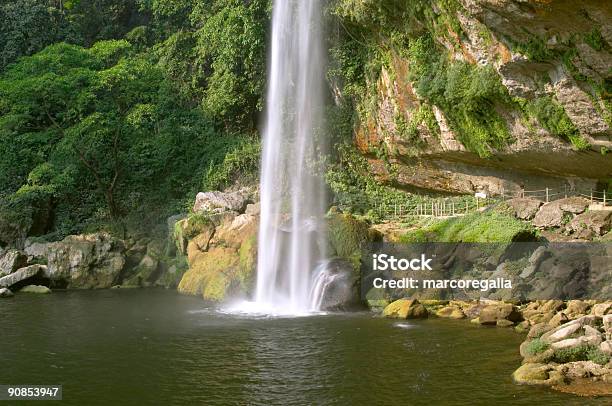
254 0 328 314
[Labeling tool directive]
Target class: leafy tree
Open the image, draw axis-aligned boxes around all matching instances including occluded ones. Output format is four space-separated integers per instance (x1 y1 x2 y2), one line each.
0 40 249 240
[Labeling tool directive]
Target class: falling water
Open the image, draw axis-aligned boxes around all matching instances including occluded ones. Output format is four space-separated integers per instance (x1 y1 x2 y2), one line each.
253 0 327 314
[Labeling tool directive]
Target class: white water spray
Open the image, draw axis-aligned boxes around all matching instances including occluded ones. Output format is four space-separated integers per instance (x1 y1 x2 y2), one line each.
253 0 327 314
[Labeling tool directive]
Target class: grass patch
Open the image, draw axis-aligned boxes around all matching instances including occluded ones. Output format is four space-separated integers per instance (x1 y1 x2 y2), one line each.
553 344 610 365
399 210 537 243
525 338 550 355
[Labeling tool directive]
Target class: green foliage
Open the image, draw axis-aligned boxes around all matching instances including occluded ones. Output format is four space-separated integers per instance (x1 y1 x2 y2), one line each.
0 40 256 241
202 136 261 191
584 28 604 51
520 97 590 150
525 338 550 356
0 0 143 71
399 211 537 243
407 35 512 157
553 344 610 365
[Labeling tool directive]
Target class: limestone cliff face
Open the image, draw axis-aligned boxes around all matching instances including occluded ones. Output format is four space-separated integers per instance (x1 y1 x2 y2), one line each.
333 0 612 195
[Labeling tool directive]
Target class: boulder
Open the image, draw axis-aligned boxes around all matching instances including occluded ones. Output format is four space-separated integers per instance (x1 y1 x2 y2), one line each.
512 363 563 386
541 315 598 343
0 249 27 277
504 198 542 220
19 285 51 294
601 341 612 355
314 259 362 311
566 211 612 239
174 215 216 256
557 197 590 214
45 233 126 289
478 303 522 325
383 299 428 319
550 336 601 351
564 300 591 318
0 264 45 288
193 190 250 214
436 305 466 319
591 302 612 317
497 319 514 327
532 197 589 229
0 287 13 297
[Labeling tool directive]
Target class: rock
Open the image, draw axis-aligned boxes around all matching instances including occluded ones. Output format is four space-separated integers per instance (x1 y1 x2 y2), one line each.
0 249 27 277
245 203 260 216
478 303 522 325
178 209 258 301
174 215 216 256
436 305 466 319
558 361 611 381
591 303 612 317
383 299 428 319
550 336 601 351
327 212 382 265
565 300 592 318
504 198 542 220
497 319 514 327
600 341 612 355
23 239 49 261
0 287 13 297
528 323 552 339
541 315 598 343
193 190 250 214
515 320 530 333
45 233 126 289
566 211 612 239
547 312 569 328
0 264 45 288
19 285 51 294
512 363 563 386
557 197 590 214
603 314 612 334
315 259 362 311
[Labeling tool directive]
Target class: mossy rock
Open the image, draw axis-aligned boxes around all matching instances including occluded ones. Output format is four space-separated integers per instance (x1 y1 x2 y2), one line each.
383 298 428 319
19 285 51 294
178 246 239 300
327 212 382 267
365 287 391 311
174 214 215 255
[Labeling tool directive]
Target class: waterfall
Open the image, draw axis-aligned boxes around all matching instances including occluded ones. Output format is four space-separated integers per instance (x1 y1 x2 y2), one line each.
253 0 327 314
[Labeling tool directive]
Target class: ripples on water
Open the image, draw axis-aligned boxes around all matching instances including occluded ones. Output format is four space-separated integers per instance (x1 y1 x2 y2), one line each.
0 290 607 405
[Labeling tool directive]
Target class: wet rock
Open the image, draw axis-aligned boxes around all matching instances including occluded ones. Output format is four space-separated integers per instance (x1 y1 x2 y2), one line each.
512 363 563 386
316 259 362 311
193 190 250 214
504 198 542 220
0 264 45 288
0 249 27 277
0 287 13 297
478 303 522 325
497 319 514 328
19 285 51 294
435 305 466 319
383 299 428 319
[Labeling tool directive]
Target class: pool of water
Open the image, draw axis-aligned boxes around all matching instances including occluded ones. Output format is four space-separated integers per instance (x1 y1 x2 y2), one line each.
1 290 607 405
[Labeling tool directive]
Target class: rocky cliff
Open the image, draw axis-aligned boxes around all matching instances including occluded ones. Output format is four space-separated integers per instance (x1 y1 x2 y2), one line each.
331 0 612 195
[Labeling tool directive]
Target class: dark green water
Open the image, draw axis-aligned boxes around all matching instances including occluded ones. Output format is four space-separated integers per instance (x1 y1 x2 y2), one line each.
1 290 608 405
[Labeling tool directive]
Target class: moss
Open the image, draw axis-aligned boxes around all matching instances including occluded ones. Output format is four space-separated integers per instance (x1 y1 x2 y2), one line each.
584 28 605 51
327 212 379 267
525 338 550 356
519 96 590 150
177 246 239 300
237 235 257 292
399 211 537 243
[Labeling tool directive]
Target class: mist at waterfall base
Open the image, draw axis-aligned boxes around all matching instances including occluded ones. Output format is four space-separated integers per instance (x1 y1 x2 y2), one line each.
225 0 332 316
